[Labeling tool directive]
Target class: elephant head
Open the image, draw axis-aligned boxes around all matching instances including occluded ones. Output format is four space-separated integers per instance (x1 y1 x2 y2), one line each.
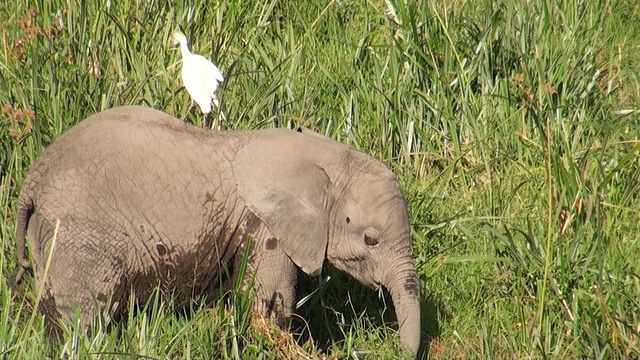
233 127 421 356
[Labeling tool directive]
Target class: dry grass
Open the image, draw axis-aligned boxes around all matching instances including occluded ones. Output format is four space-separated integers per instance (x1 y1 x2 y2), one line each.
249 311 335 360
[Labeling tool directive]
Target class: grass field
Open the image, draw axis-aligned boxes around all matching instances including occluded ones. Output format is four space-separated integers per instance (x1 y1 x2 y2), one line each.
2 0 640 358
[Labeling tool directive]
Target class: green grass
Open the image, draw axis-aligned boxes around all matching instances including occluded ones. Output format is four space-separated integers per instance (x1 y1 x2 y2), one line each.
2 0 640 358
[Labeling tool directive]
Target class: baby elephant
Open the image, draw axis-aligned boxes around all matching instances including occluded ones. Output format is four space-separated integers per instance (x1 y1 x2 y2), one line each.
13 106 421 356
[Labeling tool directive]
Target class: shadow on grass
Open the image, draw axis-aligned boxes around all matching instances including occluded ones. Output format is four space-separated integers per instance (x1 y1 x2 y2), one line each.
293 265 443 359
6 262 443 358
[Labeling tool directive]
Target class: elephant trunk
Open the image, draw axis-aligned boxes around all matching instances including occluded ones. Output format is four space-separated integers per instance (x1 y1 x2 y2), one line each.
384 259 421 357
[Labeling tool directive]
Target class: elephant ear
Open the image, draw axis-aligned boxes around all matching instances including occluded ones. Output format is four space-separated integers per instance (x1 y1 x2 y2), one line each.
233 132 330 276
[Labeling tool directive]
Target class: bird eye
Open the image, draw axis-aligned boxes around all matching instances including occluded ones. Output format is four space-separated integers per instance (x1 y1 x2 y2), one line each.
364 234 379 246
346 217 351 224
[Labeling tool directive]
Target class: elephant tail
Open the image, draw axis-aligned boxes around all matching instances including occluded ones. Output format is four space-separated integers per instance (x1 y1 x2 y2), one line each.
9 188 34 288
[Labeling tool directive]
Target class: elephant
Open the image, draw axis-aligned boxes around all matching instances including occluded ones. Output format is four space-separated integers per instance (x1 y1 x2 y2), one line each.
12 105 421 357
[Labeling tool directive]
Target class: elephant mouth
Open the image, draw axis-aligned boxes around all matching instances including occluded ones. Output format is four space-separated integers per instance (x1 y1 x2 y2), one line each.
329 256 378 289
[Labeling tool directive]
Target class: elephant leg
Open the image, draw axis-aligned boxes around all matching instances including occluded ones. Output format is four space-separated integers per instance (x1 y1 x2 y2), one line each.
239 233 297 326
26 212 63 333
37 218 127 329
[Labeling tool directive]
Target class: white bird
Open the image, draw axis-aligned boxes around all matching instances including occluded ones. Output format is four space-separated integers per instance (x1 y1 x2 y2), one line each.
172 31 224 126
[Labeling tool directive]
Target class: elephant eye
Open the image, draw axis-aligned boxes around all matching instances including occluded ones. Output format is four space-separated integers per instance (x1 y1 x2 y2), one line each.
364 234 379 246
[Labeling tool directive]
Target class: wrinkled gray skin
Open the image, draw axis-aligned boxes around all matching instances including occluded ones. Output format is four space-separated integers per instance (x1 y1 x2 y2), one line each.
14 106 420 357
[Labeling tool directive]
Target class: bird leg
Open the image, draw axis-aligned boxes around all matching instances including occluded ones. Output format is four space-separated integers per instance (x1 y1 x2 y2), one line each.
211 96 226 130
181 100 195 124
215 110 227 130
203 112 211 129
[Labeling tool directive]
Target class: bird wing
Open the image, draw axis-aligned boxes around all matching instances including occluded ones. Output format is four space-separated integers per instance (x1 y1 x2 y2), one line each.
208 61 224 83
194 55 224 93
180 58 212 112
192 55 224 83
181 55 224 109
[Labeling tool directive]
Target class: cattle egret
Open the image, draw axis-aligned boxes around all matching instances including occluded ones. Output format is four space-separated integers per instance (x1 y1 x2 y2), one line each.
173 31 224 127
